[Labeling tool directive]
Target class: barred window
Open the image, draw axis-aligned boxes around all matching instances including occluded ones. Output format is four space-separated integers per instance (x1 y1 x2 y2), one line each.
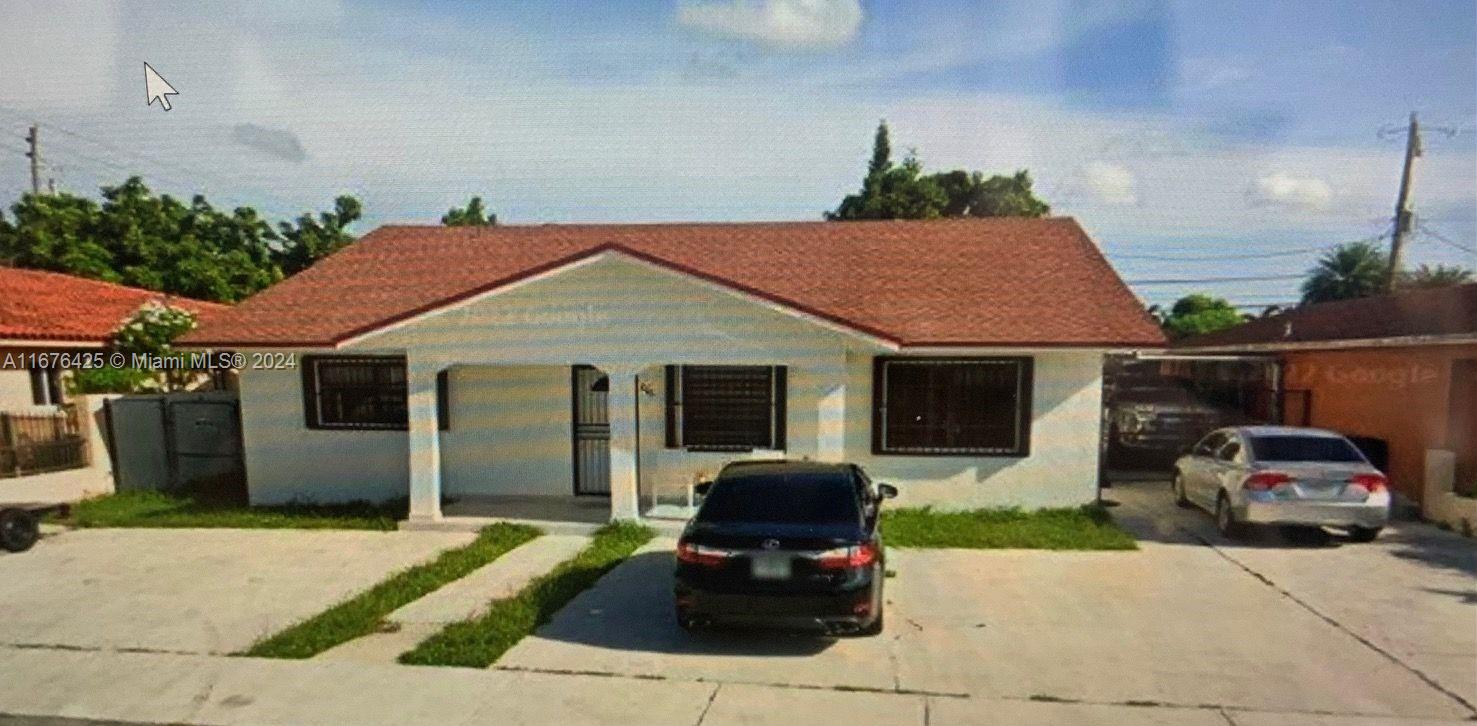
301 357 449 431
665 365 786 451
873 357 1032 456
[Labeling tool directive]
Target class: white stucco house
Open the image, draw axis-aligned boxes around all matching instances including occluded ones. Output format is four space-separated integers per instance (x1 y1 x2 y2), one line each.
182 218 1164 524
0 267 223 502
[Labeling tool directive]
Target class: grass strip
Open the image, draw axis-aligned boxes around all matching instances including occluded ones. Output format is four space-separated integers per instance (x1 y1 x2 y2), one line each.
59 491 405 531
882 505 1137 550
242 523 541 658
399 521 654 667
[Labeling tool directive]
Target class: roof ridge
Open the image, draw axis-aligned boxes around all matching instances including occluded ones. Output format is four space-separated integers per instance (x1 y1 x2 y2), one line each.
372 216 1082 231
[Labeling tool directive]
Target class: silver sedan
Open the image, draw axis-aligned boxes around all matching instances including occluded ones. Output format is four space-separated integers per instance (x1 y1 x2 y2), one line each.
1172 426 1390 541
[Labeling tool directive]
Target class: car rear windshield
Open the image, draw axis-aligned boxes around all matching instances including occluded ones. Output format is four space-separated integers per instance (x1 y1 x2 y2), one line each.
1248 435 1364 463
697 473 860 525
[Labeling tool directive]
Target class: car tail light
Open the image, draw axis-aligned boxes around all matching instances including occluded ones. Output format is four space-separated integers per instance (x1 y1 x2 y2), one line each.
1244 471 1294 491
1350 473 1387 492
676 540 734 567
815 542 880 570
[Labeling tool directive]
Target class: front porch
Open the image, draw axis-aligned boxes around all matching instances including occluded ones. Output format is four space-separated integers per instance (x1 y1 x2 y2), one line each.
402 357 835 529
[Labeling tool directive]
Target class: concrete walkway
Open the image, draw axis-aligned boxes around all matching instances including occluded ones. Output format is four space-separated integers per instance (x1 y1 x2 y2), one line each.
318 534 590 663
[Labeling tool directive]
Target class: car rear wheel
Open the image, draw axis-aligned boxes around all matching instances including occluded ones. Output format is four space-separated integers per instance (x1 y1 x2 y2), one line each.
0 509 40 553
1347 526 1382 542
1172 473 1192 508
1215 493 1245 539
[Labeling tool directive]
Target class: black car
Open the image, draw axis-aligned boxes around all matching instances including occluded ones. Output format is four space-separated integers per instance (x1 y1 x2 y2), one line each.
673 460 897 636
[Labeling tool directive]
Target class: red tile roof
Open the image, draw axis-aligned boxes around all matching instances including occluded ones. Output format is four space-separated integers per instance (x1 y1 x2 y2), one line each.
184 218 1165 348
1175 283 1477 351
0 267 227 344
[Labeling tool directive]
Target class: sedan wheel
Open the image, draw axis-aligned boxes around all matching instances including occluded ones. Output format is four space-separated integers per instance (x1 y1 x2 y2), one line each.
1215 494 1245 539
1347 526 1382 543
1172 474 1192 508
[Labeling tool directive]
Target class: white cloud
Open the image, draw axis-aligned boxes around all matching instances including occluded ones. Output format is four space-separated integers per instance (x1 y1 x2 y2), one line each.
1246 172 1333 211
1083 161 1137 205
677 0 862 50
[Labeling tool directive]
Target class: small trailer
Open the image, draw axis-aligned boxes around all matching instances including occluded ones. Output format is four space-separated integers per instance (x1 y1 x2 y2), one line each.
0 503 68 553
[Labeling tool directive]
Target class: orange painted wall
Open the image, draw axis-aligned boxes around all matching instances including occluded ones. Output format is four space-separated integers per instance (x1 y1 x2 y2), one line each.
1281 344 1477 502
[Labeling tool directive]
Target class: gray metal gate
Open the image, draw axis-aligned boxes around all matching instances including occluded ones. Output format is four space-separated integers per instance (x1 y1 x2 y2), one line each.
571 365 610 496
106 391 245 501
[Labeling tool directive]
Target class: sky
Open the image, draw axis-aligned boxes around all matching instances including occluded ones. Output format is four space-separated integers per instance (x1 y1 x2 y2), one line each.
0 0 1473 309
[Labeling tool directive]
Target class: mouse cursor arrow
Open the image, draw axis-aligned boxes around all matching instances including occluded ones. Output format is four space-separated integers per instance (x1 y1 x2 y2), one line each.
144 62 178 111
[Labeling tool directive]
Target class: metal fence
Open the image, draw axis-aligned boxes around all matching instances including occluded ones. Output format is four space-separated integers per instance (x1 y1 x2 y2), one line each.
0 405 89 478
106 392 245 502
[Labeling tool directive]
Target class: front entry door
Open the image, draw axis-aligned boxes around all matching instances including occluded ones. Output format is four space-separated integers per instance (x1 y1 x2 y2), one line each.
571 365 611 496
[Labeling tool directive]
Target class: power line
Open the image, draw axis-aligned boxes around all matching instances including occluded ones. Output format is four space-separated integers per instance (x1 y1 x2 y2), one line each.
0 105 306 218
1109 245 1329 262
1416 224 1477 256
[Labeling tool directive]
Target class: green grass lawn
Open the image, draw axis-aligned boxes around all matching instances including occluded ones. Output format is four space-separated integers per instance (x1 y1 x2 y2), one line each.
242 523 540 659
881 505 1137 550
58 491 408 531
399 521 654 668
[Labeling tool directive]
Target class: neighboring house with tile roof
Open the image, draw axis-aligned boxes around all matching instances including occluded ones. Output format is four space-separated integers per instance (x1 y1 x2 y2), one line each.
183 217 1165 521
1176 284 1477 511
0 266 225 409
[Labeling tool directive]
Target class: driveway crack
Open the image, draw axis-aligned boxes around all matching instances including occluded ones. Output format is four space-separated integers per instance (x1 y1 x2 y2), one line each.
694 683 720 726
1181 526 1477 718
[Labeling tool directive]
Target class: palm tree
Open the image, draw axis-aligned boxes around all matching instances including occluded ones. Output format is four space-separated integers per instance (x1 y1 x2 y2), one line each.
1398 263 1474 289
1301 242 1389 304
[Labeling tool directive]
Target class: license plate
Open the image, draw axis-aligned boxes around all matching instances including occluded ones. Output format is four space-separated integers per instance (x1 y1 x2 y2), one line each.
751 554 792 580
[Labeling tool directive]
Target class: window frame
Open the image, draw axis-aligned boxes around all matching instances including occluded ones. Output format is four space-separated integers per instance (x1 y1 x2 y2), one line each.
871 356 1034 457
301 355 448 432
664 364 787 452
29 368 62 406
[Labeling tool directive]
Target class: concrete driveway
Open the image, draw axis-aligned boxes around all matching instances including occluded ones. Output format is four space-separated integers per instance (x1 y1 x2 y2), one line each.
499 480 1477 723
0 527 471 654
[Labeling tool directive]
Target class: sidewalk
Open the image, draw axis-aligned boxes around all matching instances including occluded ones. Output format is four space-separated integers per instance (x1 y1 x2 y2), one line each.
0 647 1465 725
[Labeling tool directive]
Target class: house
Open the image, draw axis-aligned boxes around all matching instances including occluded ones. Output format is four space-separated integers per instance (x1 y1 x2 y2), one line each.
0 266 224 500
1175 283 1476 524
0 267 225 407
182 218 1164 523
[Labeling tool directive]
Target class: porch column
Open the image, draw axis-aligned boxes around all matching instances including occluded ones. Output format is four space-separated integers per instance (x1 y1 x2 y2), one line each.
816 359 848 462
406 359 443 522
606 367 641 521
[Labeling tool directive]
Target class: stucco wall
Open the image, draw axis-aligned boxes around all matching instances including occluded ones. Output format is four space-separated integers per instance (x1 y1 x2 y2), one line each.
440 365 572 497
1281 343 1477 502
238 366 408 505
0 368 36 410
842 349 1105 509
233 255 1108 511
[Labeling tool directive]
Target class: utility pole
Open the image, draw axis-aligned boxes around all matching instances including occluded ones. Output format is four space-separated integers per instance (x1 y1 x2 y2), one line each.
1387 112 1421 289
24 124 41 195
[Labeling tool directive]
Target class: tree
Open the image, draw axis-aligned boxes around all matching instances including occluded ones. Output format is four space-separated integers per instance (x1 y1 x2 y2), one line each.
70 302 198 393
1157 294 1244 340
442 196 497 226
0 178 360 302
1301 242 1389 305
1397 263 1473 289
271 195 363 277
827 121 1050 221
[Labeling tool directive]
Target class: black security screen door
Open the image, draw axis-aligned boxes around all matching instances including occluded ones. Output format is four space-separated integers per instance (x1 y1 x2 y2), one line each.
571 365 611 496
